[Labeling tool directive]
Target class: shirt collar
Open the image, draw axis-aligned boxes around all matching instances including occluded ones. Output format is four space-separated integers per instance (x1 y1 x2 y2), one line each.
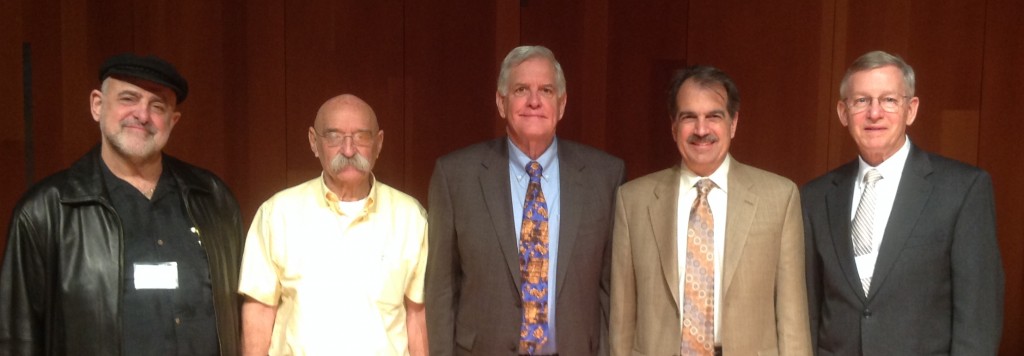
680 155 731 194
508 137 558 179
319 172 378 216
857 136 911 188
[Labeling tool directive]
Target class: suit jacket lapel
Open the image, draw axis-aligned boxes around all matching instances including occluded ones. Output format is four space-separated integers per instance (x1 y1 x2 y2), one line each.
868 145 933 299
555 144 582 299
825 161 863 300
723 159 755 298
479 139 522 292
650 166 681 309
552 144 585 296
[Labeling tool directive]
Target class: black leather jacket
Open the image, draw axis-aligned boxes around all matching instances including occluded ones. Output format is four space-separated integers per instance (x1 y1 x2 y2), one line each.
0 147 243 356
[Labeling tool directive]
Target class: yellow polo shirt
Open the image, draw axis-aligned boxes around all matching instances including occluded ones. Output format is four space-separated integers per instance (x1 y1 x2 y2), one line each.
238 175 428 355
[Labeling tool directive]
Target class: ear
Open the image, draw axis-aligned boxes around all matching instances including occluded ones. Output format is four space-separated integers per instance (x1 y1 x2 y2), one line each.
729 111 739 138
556 92 568 121
374 130 384 159
837 100 849 127
495 91 507 119
90 90 103 122
670 116 680 142
905 96 919 126
308 126 320 158
168 111 182 130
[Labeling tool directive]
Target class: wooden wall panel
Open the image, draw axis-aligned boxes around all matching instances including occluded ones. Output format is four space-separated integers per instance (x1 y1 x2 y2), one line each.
24 0 67 181
520 0 608 150
687 0 833 185
833 0 986 167
226 0 288 224
5 1 1023 353
403 0 499 203
980 0 1024 352
0 0 25 255
604 0 689 179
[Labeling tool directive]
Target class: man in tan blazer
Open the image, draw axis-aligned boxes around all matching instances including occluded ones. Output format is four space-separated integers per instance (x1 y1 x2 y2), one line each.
610 66 811 356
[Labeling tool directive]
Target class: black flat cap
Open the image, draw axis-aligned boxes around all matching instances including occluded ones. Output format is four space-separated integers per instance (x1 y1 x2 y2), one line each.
99 53 189 103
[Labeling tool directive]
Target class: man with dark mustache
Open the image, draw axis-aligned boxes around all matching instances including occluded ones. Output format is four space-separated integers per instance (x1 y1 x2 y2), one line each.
238 94 428 355
0 53 244 355
610 65 811 355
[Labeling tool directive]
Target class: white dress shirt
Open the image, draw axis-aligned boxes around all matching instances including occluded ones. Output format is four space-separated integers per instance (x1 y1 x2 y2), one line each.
851 137 911 286
676 158 730 344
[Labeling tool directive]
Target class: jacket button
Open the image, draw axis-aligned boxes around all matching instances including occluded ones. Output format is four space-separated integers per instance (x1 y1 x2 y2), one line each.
175 317 182 325
157 239 164 246
862 309 872 318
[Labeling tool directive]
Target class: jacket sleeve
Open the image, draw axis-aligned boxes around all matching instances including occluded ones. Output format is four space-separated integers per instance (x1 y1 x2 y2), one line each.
609 187 637 356
950 171 1003 355
425 159 459 355
1 205 49 356
776 184 812 355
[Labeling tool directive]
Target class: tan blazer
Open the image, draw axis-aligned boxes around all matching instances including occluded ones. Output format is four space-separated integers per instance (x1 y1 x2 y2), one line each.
610 157 811 356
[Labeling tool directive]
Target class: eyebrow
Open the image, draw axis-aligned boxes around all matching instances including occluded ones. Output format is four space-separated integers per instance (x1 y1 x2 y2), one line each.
676 109 727 117
116 89 169 105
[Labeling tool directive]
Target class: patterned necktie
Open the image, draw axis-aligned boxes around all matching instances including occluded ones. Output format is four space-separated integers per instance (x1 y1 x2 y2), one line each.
852 168 883 296
681 178 715 355
519 161 550 353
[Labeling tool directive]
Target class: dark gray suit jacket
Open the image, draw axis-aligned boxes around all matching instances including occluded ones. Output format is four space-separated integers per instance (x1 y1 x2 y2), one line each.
425 138 624 356
802 143 1003 355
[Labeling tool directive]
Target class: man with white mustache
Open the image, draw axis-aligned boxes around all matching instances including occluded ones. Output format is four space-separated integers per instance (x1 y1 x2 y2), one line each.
1 53 244 355
239 94 428 356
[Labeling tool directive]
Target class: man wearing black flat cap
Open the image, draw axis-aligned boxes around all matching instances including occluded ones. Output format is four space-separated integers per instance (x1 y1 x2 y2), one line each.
0 53 243 356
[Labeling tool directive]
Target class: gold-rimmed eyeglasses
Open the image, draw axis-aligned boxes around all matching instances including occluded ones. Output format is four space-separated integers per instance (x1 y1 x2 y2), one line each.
317 130 375 147
845 95 910 114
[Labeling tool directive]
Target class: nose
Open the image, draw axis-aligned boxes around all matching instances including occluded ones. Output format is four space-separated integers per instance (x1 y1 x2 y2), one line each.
866 99 884 120
338 137 358 157
693 117 710 135
526 90 542 107
134 106 152 123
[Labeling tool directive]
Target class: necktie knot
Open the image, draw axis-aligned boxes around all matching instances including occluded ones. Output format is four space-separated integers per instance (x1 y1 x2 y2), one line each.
696 178 714 197
527 161 544 182
863 169 882 186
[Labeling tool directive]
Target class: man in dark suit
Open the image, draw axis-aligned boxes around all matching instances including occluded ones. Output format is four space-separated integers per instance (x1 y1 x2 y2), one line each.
803 50 1004 355
425 45 625 356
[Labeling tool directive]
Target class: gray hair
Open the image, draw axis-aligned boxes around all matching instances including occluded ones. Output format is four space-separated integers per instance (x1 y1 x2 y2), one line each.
839 50 916 98
496 45 566 97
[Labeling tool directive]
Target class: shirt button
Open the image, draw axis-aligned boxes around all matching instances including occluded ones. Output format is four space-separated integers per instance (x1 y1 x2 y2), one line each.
157 239 164 246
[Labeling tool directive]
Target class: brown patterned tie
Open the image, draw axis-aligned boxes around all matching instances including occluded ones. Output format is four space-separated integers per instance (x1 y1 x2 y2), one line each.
681 178 715 355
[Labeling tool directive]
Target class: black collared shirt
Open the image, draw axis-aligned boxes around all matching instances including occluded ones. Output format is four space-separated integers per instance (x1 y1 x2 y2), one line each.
102 161 219 356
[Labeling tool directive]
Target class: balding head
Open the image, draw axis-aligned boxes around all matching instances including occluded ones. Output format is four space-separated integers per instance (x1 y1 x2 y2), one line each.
314 94 379 132
308 94 384 200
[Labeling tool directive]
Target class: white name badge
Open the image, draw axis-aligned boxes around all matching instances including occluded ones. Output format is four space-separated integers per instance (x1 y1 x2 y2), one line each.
134 262 179 289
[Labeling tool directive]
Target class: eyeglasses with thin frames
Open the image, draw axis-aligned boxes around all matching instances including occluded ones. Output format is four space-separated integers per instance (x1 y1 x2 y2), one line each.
317 130 375 147
845 95 910 114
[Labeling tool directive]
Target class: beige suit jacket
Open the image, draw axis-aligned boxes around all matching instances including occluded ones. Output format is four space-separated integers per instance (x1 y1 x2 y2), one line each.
610 157 811 356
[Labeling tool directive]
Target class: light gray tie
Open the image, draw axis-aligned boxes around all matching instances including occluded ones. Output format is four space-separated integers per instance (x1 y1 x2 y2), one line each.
852 169 882 296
